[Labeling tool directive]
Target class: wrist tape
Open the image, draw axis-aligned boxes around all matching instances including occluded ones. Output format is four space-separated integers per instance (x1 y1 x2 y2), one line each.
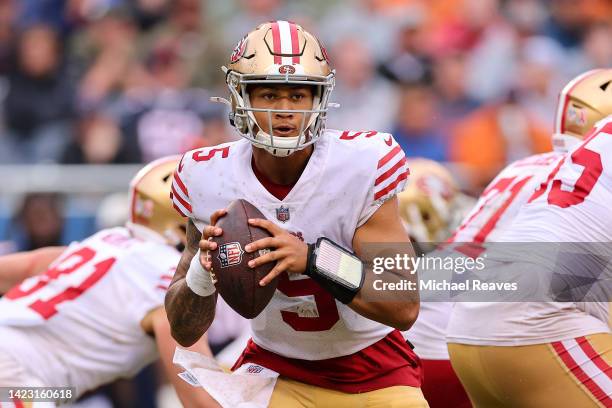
185 250 216 297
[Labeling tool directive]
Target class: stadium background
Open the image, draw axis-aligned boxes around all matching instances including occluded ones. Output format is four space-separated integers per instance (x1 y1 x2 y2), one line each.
0 0 610 406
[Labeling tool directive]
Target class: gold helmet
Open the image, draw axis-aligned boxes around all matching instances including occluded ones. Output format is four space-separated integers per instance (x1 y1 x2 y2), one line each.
214 20 335 157
398 159 471 247
126 156 186 247
553 68 612 152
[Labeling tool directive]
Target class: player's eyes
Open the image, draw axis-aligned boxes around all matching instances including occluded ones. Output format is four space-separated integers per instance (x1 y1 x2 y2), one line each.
262 93 276 101
292 94 305 101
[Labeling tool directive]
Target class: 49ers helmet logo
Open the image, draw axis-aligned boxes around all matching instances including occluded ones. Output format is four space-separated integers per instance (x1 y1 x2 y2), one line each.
230 36 248 63
278 65 296 74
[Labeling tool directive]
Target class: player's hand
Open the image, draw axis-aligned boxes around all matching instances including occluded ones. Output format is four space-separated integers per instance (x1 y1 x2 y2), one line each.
245 219 308 286
198 209 227 270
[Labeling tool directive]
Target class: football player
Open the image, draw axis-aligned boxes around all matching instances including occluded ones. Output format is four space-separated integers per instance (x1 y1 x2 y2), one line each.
450 69 612 244
446 69 612 407
166 21 427 407
397 159 472 408
0 157 219 408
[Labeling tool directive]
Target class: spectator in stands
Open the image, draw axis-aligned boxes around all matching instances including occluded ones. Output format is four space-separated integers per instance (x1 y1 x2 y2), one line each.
10 193 65 251
431 51 480 135
391 81 448 162
1 24 76 163
326 36 398 132
503 0 549 38
575 22 612 73
142 0 225 88
513 36 566 131
116 42 227 162
130 0 172 32
449 90 550 192
0 0 16 75
379 9 431 85
61 112 141 164
319 0 399 61
16 0 67 33
73 8 140 110
434 0 517 102
543 0 591 49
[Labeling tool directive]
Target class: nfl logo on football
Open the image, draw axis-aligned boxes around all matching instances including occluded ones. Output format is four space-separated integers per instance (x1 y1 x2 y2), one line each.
276 205 290 222
218 242 244 268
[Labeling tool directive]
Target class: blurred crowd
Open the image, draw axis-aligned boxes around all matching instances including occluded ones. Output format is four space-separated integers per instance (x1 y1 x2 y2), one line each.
0 0 610 405
0 0 610 184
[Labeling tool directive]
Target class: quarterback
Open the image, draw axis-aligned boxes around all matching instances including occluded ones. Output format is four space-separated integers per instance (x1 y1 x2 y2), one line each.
0 158 218 408
447 69 612 407
165 21 427 407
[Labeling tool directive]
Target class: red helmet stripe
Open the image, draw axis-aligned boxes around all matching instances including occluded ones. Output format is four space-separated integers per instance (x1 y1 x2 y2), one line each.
271 21 282 65
290 22 300 64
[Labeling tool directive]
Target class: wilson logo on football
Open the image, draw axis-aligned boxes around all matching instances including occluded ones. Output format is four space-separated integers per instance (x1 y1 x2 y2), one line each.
230 36 248 64
218 242 244 267
278 65 296 74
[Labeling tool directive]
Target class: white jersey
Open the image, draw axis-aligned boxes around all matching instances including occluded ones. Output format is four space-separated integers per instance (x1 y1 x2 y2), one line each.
172 129 410 360
451 150 566 243
0 227 180 397
408 146 566 358
447 116 612 346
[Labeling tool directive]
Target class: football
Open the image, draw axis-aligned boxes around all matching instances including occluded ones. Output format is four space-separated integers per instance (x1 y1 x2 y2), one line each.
210 199 278 319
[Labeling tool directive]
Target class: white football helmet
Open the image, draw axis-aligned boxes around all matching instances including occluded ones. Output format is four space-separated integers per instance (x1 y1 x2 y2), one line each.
213 21 336 157
553 68 612 152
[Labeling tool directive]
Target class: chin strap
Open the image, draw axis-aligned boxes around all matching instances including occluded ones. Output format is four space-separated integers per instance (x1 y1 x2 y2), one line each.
253 129 307 157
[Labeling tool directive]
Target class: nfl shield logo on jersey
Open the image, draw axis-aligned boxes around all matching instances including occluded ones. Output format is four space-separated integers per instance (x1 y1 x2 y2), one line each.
218 242 244 268
276 205 290 222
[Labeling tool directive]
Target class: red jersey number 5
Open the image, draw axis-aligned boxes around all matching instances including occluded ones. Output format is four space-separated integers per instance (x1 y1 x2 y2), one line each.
276 274 340 331
547 143 603 208
529 127 606 208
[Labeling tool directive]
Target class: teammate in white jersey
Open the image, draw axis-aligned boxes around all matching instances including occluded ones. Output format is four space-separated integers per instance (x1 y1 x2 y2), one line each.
397 159 472 408
165 21 427 408
447 69 612 407
0 157 218 408
452 68 611 245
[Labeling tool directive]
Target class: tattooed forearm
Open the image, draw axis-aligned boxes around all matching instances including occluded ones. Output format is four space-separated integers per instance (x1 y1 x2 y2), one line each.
165 220 217 347
166 283 216 347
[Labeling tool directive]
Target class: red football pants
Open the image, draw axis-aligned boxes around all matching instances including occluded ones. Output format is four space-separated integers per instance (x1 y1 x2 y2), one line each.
421 359 472 408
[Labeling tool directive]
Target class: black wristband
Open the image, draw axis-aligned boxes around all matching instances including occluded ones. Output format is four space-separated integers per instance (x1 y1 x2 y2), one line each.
304 238 364 304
